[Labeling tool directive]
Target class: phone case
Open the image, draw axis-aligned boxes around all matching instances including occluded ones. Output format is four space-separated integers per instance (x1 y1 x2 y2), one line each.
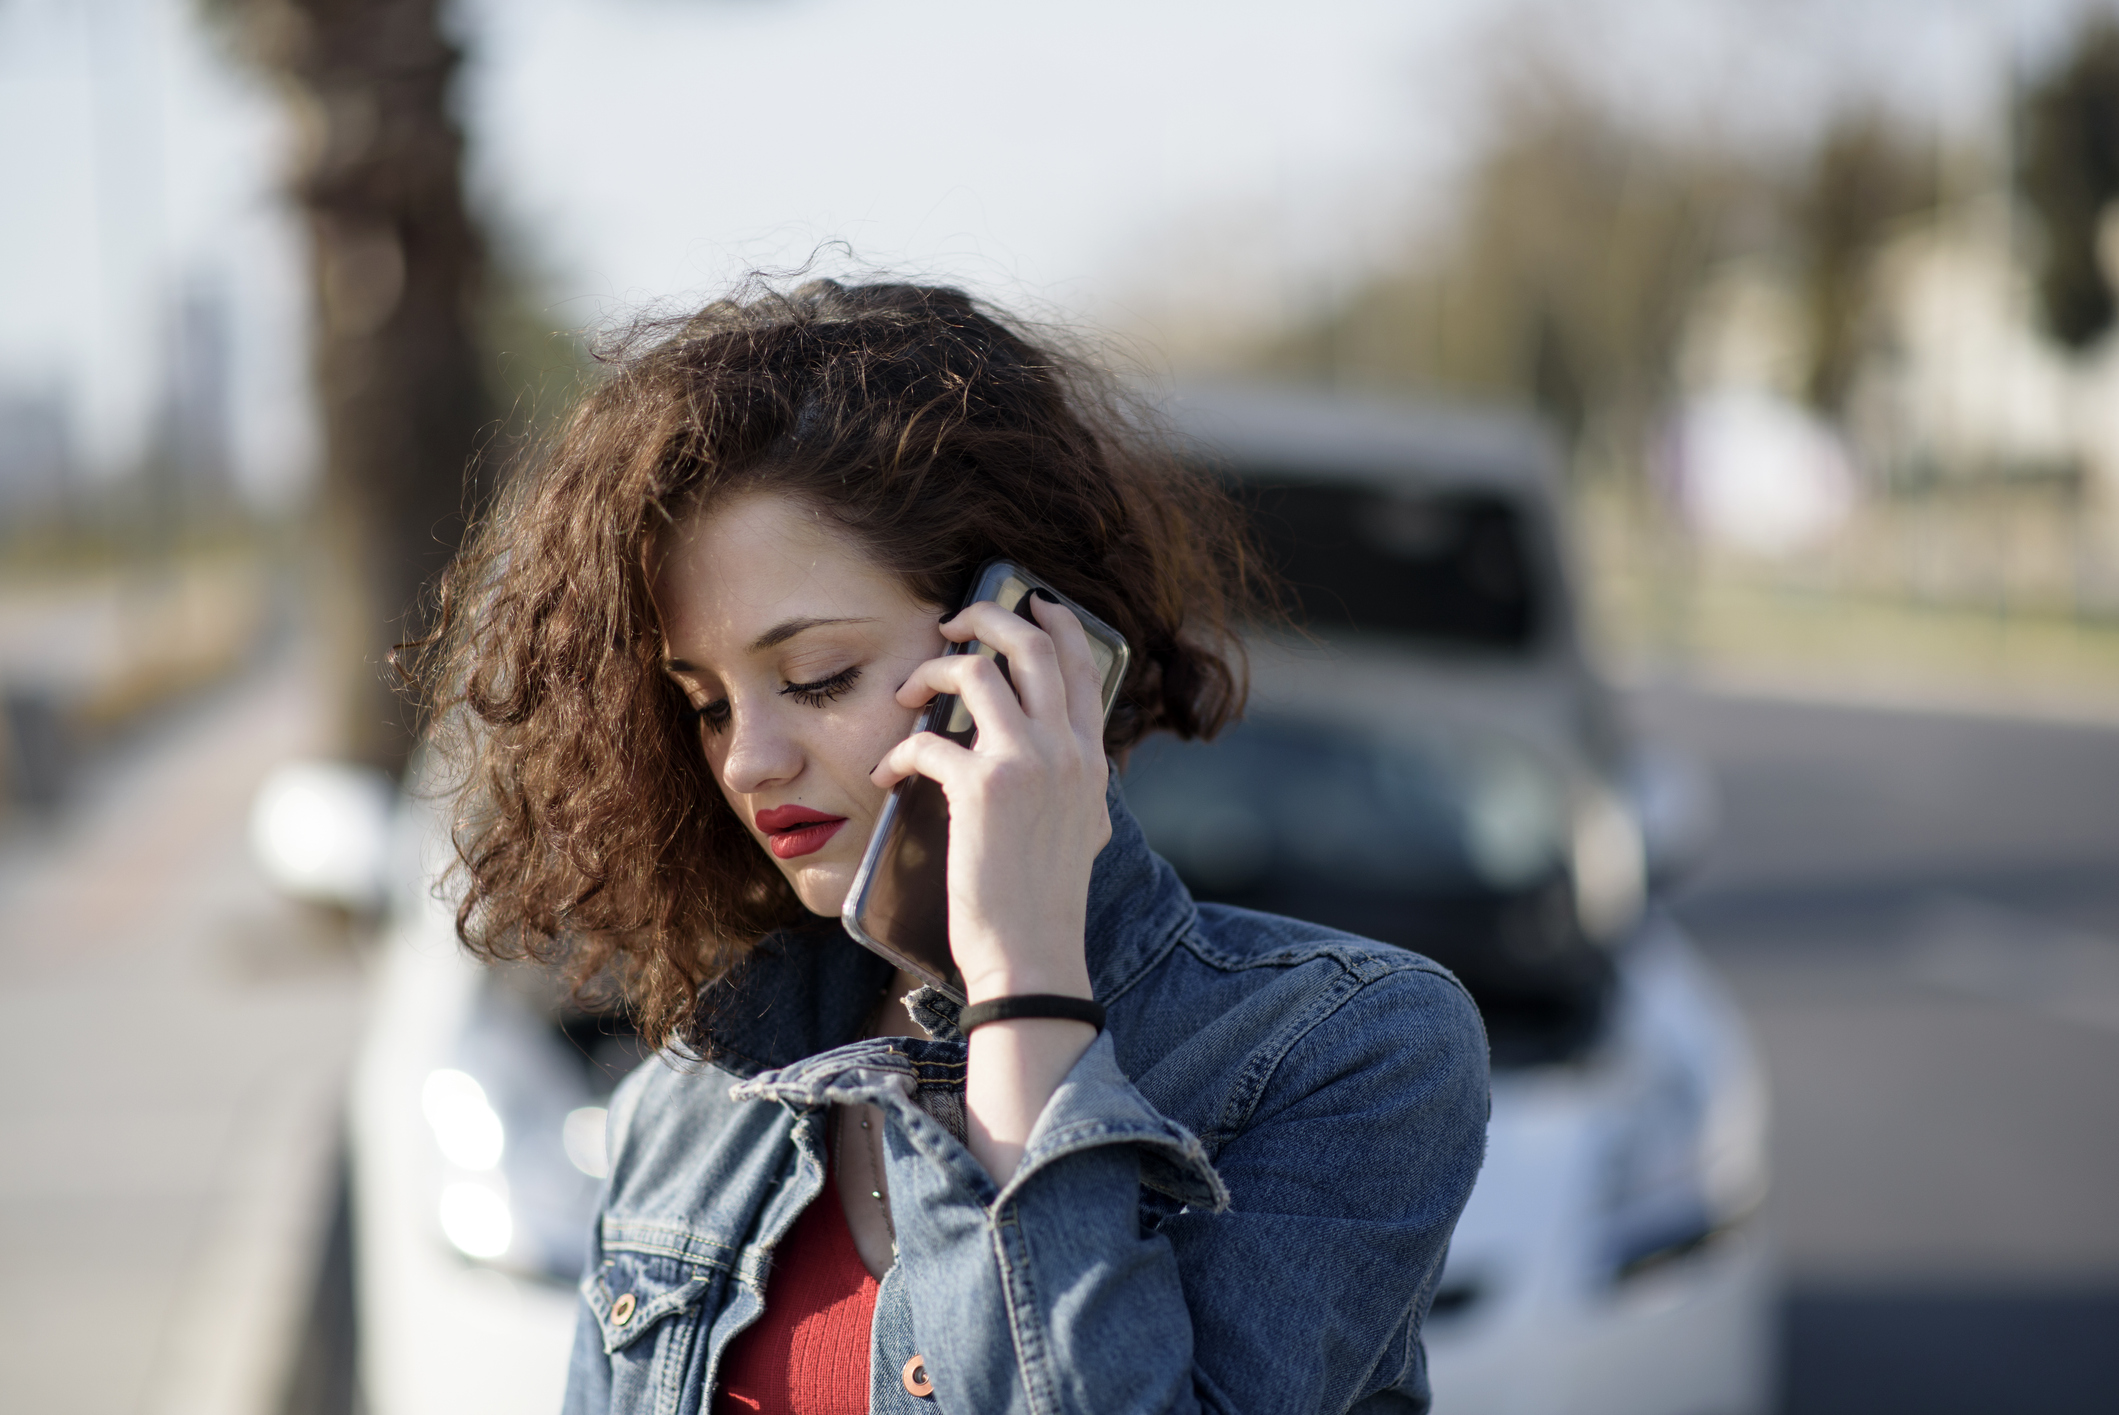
840 560 1131 1003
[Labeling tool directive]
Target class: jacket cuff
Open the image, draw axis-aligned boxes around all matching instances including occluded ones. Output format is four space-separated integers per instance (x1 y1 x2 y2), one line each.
729 1032 1227 1213
1000 1031 1228 1212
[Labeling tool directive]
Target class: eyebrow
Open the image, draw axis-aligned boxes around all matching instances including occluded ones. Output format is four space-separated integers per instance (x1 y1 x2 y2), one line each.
662 615 878 674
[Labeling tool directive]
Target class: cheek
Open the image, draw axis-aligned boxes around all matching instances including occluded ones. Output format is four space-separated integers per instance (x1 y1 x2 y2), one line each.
863 677 926 750
826 702 911 793
804 691 919 809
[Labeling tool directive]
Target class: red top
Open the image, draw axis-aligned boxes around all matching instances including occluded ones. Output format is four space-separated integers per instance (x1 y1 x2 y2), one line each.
713 1175 880 1415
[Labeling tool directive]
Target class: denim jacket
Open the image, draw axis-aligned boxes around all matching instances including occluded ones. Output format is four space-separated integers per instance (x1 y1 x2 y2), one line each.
562 782 1490 1415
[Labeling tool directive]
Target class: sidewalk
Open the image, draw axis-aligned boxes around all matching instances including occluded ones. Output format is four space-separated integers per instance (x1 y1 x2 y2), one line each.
0 652 369 1415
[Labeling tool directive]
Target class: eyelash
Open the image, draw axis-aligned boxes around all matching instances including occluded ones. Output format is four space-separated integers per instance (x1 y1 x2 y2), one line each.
780 665 862 708
691 665 863 735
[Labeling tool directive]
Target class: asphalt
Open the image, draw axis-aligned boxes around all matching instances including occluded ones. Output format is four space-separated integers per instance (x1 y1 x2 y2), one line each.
1634 684 2119 1415
3 659 2114 1415
0 653 367 1415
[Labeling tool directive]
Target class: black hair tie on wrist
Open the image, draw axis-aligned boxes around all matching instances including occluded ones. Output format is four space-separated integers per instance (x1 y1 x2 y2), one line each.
958 994 1106 1035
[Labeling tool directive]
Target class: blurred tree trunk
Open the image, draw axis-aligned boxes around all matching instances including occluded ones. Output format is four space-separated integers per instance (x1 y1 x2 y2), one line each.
1793 111 1936 415
222 0 493 777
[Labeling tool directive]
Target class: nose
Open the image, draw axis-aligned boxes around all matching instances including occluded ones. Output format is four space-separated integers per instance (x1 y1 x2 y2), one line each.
716 704 803 797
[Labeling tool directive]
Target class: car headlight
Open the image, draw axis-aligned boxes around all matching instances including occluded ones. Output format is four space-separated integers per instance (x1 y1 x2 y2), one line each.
423 1069 506 1170
438 1179 514 1260
1571 787 1646 944
1461 746 1645 945
563 1105 613 1179
420 981 627 1281
1459 743 1570 891
1596 1042 1768 1282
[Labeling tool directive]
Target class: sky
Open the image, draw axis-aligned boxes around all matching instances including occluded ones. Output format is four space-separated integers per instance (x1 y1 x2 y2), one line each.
0 0 303 498
453 0 1487 325
0 0 2106 501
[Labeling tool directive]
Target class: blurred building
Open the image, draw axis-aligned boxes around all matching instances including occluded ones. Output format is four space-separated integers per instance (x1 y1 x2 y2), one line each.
1658 175 2119 620
1667 262 1859 559
1847 198 2079 489
1845 196 2119 612
159 270 235 507
0 383 73 528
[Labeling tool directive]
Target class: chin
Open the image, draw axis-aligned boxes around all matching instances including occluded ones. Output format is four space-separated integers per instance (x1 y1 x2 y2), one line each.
789 868 854 920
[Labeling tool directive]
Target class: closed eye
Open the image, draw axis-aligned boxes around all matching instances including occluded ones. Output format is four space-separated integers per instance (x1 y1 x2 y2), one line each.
694 699 731 734
780 665 861 708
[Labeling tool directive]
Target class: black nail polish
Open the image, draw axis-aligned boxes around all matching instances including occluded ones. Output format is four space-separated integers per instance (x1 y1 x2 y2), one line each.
939 608 962 624
1030 587 1060 604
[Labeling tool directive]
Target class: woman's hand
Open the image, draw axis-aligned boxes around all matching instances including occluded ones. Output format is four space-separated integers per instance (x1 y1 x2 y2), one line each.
871 593 1110 1181
871 593 1111 1004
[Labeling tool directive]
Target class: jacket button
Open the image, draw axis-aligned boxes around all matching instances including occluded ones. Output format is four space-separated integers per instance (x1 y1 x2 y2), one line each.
900 1354 934 1398
611 1292 637 1326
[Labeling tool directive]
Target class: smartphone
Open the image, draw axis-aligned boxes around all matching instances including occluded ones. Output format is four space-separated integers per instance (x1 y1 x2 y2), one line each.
840 560 1131 1003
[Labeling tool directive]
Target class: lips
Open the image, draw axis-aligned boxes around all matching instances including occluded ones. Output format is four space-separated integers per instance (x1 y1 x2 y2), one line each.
753 804 848 860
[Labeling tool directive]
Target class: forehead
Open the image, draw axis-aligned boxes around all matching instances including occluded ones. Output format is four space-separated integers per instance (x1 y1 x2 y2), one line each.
654 492 911 648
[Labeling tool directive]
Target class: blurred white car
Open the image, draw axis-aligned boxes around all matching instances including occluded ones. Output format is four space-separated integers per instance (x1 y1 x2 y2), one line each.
346 841 626 1413
252 753 599 1412
256 384 1772 1415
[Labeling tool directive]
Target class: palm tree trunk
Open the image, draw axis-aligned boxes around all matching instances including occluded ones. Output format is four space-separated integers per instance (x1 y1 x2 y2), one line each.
240 0 493 776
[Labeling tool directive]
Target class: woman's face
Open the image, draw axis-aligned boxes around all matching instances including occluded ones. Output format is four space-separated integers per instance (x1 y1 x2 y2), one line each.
654 491 946 917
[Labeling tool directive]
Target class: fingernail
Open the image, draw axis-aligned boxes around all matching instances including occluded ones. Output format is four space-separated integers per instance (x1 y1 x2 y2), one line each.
1031 587 1060 605
939 608 962 624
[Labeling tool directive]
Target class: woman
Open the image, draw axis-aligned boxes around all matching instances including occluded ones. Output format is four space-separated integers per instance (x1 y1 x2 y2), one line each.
415 280 1488 1415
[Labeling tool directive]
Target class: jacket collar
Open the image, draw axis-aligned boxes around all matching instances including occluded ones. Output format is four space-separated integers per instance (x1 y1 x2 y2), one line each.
693 778 1195 1077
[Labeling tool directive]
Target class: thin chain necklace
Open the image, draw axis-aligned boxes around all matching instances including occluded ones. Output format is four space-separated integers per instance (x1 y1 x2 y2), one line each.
836 1102 896 1252
839 983 901 1255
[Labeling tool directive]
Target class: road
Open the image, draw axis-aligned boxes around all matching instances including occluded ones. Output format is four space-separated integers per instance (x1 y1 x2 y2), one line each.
0 652 366 1415
1633 685 2119 1415
4 656 2114 1415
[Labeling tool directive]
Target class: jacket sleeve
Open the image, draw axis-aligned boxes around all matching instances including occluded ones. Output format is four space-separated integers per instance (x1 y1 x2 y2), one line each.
881 965 1490 1415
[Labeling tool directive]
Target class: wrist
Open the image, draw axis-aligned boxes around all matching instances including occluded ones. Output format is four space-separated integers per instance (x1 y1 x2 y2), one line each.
960 965 1094 1007
959 993 1104 1036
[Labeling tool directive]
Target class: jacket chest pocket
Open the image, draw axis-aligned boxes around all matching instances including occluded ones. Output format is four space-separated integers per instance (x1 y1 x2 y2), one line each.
585 1249 719 1415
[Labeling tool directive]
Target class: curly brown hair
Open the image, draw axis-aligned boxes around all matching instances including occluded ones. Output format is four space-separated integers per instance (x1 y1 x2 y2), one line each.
406 278 1265 1046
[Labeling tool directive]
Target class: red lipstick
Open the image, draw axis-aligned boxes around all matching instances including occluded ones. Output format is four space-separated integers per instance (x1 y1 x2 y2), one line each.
753 804 848 860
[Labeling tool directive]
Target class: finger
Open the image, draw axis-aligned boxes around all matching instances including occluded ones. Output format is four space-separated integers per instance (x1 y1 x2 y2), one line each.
936 599 1069 724
1026 594 1108 750
870 727 975 792
895 652 1033 751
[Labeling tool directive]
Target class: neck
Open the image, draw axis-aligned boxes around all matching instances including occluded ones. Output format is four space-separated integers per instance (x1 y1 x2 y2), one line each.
864 968 931 1041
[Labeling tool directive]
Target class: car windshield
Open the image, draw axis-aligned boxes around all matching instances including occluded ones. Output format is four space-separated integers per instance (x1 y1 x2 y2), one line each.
1235 481 1543 651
